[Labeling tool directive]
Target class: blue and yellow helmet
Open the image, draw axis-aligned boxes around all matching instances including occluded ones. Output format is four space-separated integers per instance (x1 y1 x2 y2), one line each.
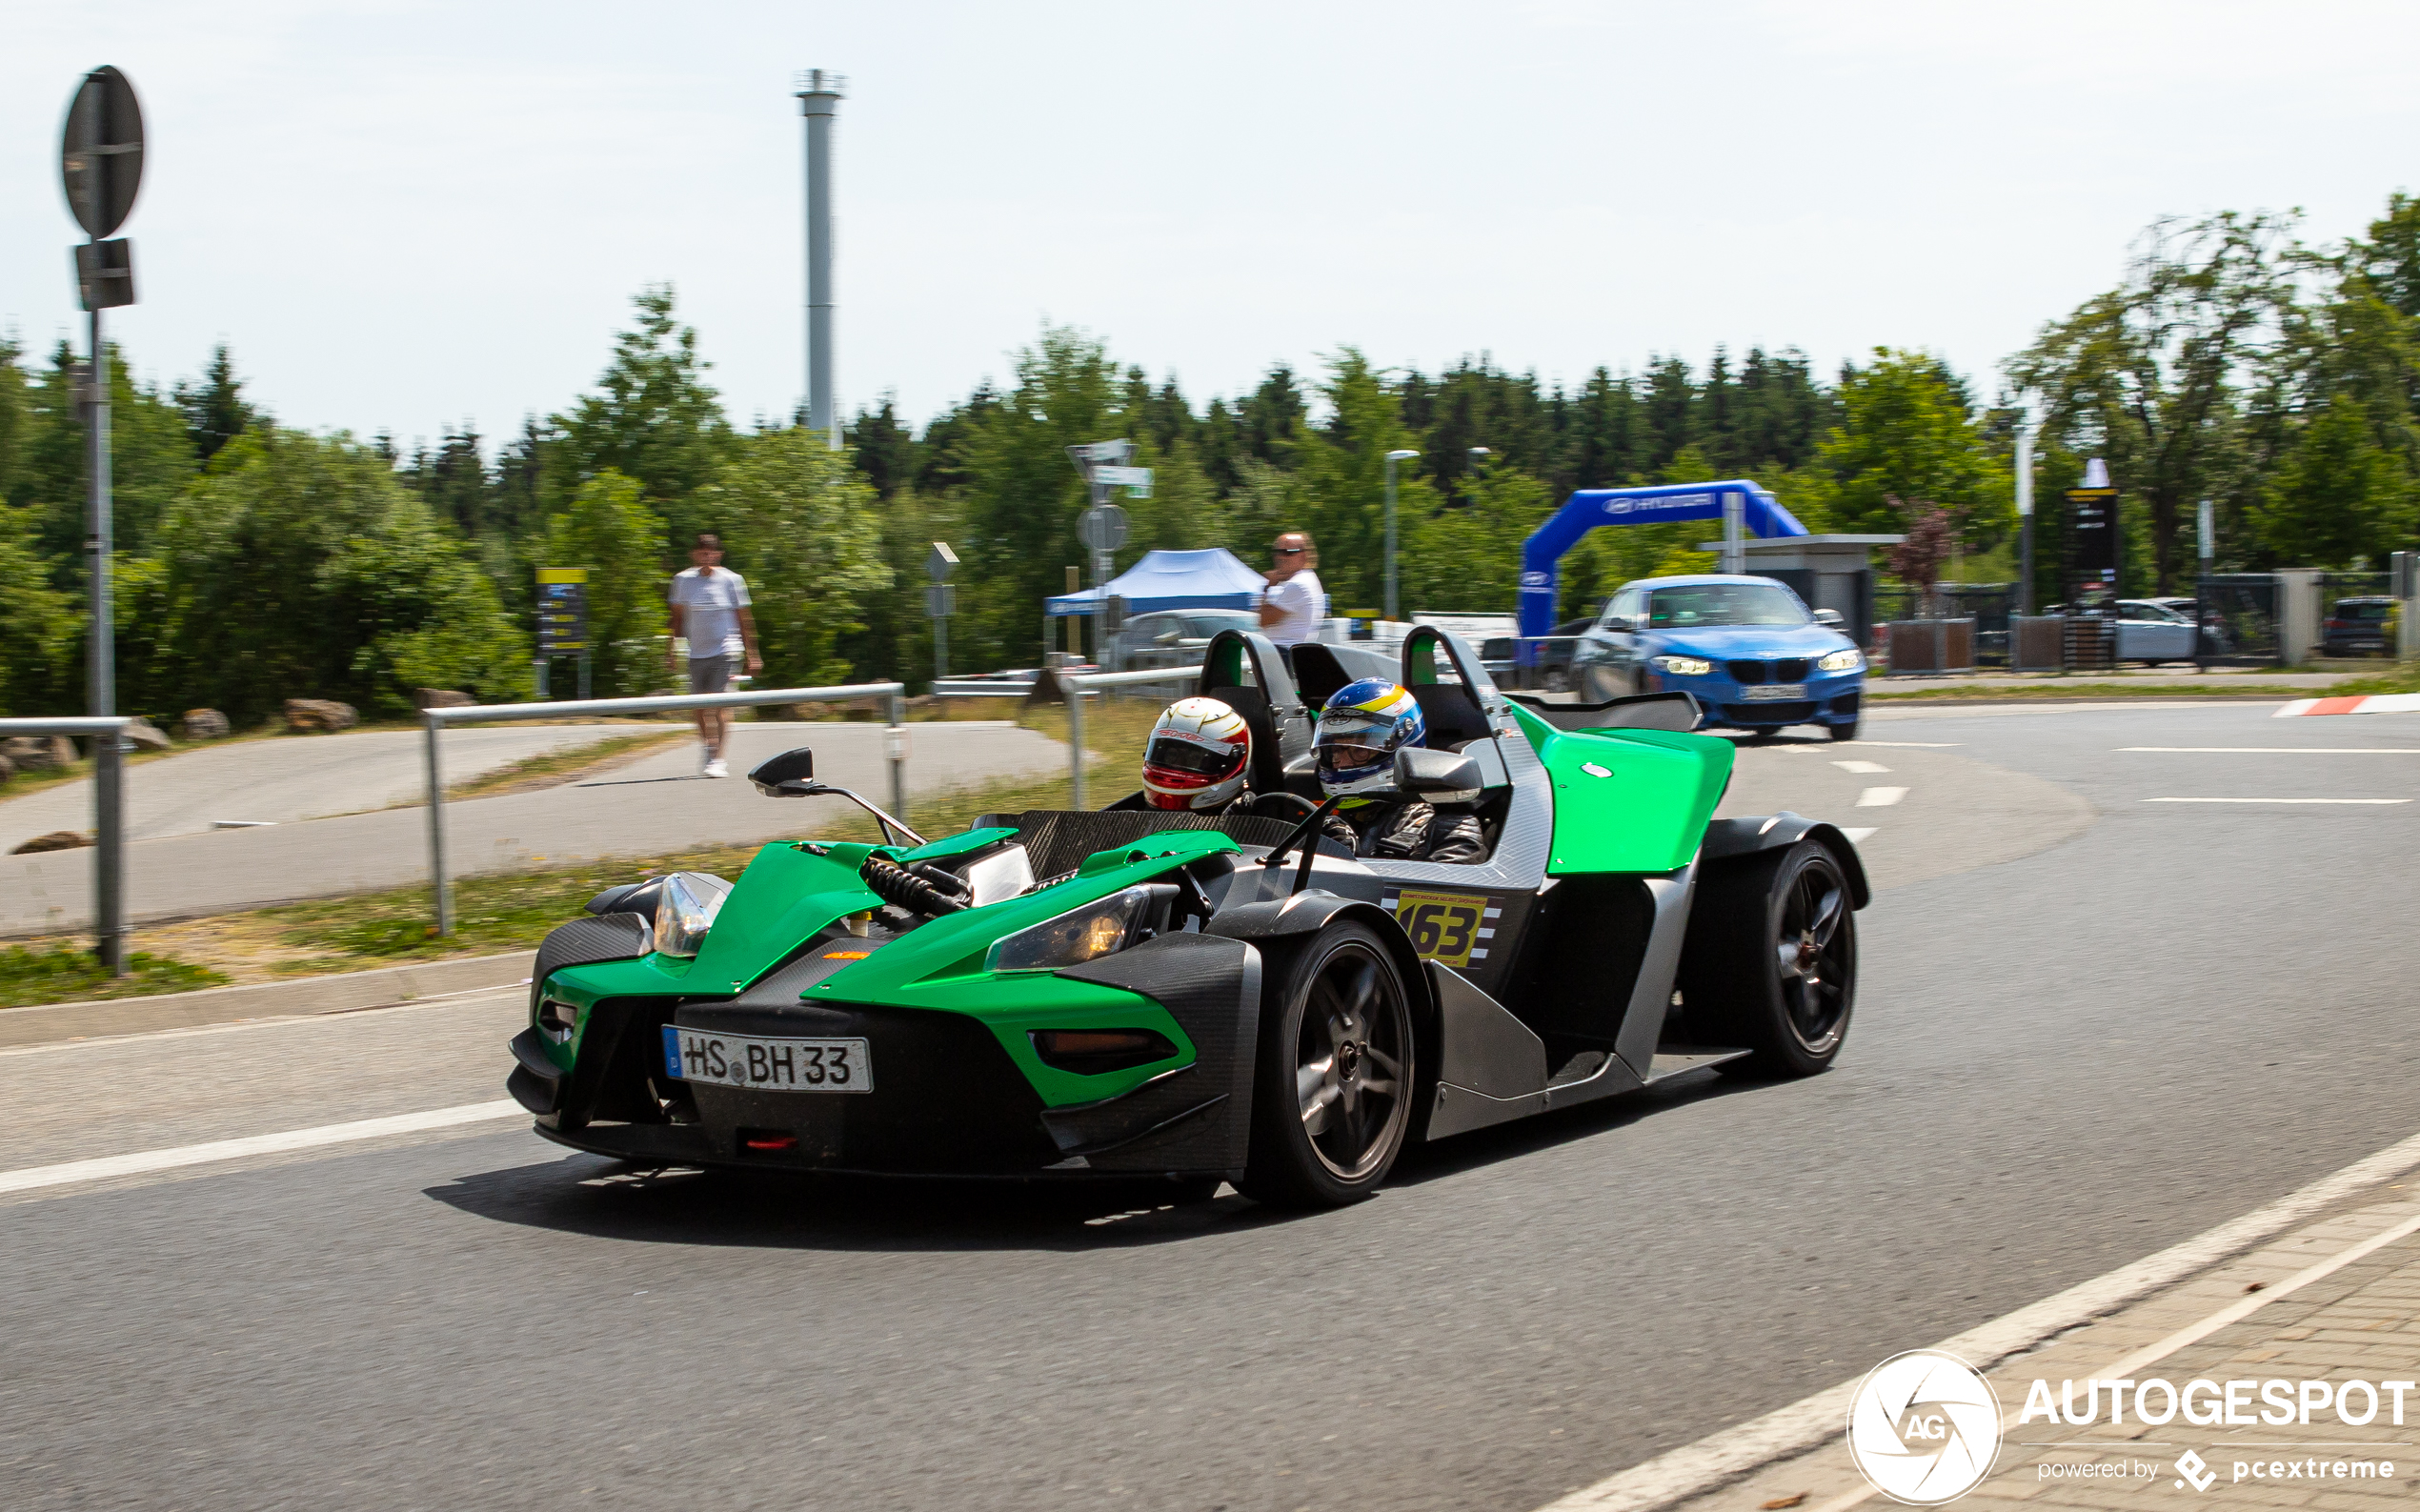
1313 678 1425 796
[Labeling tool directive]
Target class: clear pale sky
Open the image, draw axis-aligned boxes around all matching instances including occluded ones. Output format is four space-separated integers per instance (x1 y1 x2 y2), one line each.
8 0 2418 453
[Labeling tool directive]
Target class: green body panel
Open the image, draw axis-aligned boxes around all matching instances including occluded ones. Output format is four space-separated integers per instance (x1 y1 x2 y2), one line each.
1507 701 1732 875
534 829 1243 1106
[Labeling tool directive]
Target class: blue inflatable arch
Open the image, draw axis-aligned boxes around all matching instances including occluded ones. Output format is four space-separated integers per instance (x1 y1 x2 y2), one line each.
1516 479 1808 635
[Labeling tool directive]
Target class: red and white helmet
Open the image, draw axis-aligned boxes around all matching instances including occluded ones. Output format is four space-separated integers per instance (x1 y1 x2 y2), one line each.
1142 697 1253 811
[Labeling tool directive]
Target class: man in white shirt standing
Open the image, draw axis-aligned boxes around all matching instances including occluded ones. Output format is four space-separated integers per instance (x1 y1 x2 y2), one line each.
666 532 762 778
1257 531 1328 649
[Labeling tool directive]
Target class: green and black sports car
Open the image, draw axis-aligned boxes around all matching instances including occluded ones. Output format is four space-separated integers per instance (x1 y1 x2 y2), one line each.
508 627 1867 1207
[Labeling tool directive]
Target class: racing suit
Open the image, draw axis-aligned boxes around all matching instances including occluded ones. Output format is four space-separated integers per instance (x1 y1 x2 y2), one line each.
1320 795 1486 864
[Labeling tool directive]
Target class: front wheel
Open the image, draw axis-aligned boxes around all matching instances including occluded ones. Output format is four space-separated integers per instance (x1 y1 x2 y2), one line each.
1825 718 1862 742
1238 921 1416 1208
1677 839 1856 1078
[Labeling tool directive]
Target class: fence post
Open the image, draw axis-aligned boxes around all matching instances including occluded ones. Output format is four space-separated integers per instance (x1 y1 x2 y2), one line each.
425 714 452 937
886 691 908 825
1067 686 1087 811
93 728 126 974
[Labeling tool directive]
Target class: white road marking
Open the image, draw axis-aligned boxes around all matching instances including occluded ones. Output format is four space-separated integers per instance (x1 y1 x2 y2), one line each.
1533 1125 2420 1512
1830 760 1891 774
0 982 529 1058
2119 746 2420 754
1837 827 1877 844
0 1099 524 1195
2143 796 2410 804
1853 786 1906 807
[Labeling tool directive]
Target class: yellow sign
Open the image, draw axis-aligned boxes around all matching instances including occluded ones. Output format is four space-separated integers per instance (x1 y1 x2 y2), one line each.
1392 889 1489 969
535 567 588 585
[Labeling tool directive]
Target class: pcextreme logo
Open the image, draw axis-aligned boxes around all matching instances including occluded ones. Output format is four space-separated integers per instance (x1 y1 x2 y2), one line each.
1845 1351 2003 1505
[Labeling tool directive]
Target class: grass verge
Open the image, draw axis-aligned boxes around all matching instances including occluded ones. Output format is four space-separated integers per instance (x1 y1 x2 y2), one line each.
438 728 691 802
0 944 230 1008
7 700 1164 998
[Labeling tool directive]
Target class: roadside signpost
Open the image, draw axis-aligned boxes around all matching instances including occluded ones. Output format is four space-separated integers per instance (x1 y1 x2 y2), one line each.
60 65 145 974
534 567 593 699
925 541 958 682
2066 459 2119 611
1067 441 1148 672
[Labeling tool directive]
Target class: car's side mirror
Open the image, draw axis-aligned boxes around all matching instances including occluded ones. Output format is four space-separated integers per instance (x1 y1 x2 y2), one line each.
1812 608 1846 629
748 745 818 796
1156 629 1181 645
1395 746 1482 805
1601 615 1636 634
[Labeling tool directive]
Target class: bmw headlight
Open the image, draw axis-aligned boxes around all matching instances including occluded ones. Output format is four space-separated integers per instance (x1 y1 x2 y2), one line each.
1818 648 1864 673
653 871 733 958
987 885 1170 973
1651 655 1713 676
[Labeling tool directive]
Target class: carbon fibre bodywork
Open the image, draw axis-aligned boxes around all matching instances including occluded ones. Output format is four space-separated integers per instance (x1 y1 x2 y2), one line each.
514 626 1867 1181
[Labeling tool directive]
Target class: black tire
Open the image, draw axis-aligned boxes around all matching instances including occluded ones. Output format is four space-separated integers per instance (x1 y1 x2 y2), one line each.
1237 921 1417 1208
1825 718 1862 742
1678 839 1856 1078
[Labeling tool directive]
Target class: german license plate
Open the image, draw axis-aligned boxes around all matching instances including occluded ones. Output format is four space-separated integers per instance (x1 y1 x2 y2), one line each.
660 1026 874 1093
1740 683 1806 701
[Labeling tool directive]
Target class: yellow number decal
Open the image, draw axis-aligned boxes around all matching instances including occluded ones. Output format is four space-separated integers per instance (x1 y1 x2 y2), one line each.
1394 890 1487 968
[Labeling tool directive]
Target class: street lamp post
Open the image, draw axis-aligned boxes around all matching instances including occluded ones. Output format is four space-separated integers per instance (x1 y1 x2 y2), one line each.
1383 448 1420 622
2015 408 2038 615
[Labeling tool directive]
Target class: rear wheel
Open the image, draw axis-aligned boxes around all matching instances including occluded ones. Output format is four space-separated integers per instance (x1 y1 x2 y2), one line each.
1678 839 1855 1078
1238 921 1416 1208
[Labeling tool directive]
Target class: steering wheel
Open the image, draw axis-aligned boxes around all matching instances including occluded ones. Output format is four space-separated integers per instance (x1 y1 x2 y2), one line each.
1250 791 1321 820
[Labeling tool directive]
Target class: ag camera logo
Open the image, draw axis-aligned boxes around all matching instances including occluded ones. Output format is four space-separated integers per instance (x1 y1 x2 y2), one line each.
1846 1351 2003 1504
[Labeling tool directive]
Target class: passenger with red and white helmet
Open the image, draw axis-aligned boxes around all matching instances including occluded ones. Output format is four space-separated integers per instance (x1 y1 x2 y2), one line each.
1140 697 1256 812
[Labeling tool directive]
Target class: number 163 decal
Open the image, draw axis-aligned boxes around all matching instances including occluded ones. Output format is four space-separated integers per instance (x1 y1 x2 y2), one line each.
1387 889 1498 969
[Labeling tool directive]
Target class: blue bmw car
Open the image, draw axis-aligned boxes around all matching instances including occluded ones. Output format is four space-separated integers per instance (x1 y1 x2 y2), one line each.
1567 575 1866 740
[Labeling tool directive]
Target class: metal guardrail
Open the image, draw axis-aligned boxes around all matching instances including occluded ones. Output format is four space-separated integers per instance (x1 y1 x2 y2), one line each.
420 682 906 936
930 678 1036 697
1059 663 1202 809
0 716 133 973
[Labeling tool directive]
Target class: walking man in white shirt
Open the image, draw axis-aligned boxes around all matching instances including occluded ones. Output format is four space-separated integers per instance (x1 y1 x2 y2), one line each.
666 533 762 778
1257 531 1328 649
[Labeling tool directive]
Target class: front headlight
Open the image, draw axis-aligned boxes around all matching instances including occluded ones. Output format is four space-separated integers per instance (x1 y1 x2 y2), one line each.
1651 655 1713 676
653 871 733 958
988 885 1168 973
1817 648 1864 673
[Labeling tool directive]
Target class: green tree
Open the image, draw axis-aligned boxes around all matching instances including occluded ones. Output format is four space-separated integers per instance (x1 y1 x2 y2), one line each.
1400 462 1555 615
544 469 670 696
956 327 1125 666
1297 349 1435 613
554 286 736 550
1808 348 2007 537
706 426 893 689
2252 394 2415 566
142 430 525 719
2007 212 2291 591
173 344 262 464
0 504 77 716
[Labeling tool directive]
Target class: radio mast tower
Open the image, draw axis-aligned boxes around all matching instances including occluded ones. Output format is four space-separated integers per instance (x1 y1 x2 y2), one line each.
795 70 844 448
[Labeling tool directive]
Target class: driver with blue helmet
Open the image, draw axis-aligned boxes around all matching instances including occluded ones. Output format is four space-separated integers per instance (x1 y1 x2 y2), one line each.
1311 678 1486 864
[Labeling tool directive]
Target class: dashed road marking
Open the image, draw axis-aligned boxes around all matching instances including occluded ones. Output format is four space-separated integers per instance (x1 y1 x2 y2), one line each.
1838 827 1877 844
1853 787 1906 807
1830 760 1891 774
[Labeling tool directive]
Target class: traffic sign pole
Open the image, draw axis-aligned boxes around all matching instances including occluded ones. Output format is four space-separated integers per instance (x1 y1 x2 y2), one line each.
63 65 145 977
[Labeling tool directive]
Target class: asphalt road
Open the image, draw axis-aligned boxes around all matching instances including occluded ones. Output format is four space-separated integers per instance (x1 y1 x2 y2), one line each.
7 700 2419 1512
0 720 1065 936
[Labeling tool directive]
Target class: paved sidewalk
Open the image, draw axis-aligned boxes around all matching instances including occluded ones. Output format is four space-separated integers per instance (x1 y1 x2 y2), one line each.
1671 1183 2420 1512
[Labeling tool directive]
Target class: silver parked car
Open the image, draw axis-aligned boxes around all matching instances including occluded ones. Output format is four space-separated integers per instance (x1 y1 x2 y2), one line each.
1109 609 1262 668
